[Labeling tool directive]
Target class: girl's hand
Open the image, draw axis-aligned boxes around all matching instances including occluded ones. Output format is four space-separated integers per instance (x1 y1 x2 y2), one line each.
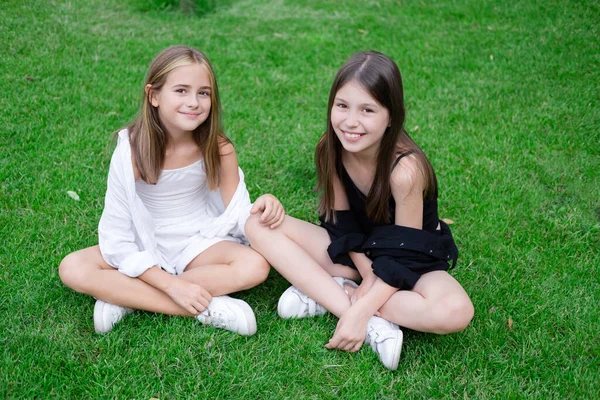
165 279 212 316
325 303 371 352
250 194 285 229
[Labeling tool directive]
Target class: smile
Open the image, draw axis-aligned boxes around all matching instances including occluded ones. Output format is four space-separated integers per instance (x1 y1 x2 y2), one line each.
180 112 201 118
343 130 365 141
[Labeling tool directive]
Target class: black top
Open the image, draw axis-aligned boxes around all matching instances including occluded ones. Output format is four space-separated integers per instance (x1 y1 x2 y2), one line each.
340 154 439 234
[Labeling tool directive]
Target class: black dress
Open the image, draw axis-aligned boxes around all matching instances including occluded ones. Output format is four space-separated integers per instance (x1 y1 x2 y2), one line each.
320 155 458 290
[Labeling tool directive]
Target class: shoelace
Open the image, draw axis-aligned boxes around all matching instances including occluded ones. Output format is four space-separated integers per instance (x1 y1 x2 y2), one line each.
201 309 229 328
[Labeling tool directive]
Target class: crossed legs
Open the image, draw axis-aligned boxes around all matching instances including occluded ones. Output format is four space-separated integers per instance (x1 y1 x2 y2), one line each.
246 214 473 334
58 241 270 317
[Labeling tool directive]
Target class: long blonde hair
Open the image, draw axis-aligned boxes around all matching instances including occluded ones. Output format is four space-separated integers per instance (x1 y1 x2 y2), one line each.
127 45 228 189
316 51 437 224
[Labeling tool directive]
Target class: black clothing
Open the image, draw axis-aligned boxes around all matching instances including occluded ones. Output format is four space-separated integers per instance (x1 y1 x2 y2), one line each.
320 155 458 290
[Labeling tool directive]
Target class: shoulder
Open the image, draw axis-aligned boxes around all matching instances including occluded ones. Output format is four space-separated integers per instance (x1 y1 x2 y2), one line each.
390 153 425 198
217 137 239 177
218 136 236 158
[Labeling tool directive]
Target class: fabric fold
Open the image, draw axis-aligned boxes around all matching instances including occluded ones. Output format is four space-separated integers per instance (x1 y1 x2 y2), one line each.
361 221 458 289
98 129 252 277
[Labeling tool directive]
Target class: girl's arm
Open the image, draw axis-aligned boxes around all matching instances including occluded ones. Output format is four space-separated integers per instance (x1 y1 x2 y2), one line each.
219 140 285 229
217 141 240 208
327 156 425 351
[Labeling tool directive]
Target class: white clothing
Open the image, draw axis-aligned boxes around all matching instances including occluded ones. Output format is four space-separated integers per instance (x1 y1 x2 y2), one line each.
98 129 252 278
135 158 240 274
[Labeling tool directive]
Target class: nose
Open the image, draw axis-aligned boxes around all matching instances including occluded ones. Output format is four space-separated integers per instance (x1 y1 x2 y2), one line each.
345 110 359 128
187 93 199 108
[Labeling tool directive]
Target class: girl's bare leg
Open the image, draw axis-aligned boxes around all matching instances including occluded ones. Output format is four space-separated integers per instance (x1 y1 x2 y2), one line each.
59 246 190 315
245 214 360 318
180 241 270 296
376 271 474 334
58 242 270 314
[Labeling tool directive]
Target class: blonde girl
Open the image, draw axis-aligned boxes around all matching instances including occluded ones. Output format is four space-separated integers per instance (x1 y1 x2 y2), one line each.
59 46 284 335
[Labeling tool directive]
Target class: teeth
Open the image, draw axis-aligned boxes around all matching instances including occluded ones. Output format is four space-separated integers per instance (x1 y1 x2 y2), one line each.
345 132 361 138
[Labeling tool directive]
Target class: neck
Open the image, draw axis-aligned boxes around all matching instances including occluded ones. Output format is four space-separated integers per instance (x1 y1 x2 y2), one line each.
167 130 195 148
343 148 378 169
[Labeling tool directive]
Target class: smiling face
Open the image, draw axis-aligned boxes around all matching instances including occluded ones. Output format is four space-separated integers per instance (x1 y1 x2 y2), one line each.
330 80 390 157
149 62 212 138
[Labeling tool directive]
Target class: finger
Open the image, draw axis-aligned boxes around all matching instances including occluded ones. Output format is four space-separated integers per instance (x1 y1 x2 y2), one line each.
264 208 278 226
334 338 351 351
192 301 205 314
250 199 263 214
374 311 381 317
270 208 285 229
200 290 213 305
342 341 356 352
198 295 210 309
186 304 199 315
260 202 272 222
350 341 363 353
326 335 341 349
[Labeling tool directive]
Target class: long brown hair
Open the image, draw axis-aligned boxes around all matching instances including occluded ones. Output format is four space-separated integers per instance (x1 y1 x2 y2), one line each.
127 45 228 189
316 51 437 224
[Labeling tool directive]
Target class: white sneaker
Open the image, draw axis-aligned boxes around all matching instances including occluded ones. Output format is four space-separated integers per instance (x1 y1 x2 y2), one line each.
365 316 403 370
277 285 327 319
277 277 358 319
93 300 134 334
196 295 256 336
333 276 359 293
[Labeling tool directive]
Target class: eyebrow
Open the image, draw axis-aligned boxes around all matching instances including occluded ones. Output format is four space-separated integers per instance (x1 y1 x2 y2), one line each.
334 96 380 108
172 84 212 89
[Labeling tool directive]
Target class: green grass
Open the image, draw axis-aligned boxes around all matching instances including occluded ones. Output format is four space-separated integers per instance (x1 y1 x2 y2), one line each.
1 0 599 398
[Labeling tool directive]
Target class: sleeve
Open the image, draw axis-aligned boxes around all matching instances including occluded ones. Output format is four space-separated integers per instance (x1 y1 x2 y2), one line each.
320 210 366 266
98 148 159 278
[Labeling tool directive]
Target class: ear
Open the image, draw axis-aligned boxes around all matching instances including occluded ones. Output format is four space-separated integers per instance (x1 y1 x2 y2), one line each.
145 84 159 107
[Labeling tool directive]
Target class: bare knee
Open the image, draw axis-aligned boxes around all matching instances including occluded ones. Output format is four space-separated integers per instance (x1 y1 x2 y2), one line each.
236 249 270 289
244 214 269 247
59 250 107 294
58 252 87 292
430 295 474 334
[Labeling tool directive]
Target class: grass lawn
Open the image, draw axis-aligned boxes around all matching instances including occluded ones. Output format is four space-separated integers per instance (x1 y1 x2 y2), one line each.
1 0 598 398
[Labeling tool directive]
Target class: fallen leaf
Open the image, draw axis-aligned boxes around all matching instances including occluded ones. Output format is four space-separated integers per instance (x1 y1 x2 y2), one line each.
508 318 513 331
410 125 419 132
489 306 497 313
25 75 34 81
67 190 80 201
490 54 494 61
274 33 283 38
442 218 454 224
